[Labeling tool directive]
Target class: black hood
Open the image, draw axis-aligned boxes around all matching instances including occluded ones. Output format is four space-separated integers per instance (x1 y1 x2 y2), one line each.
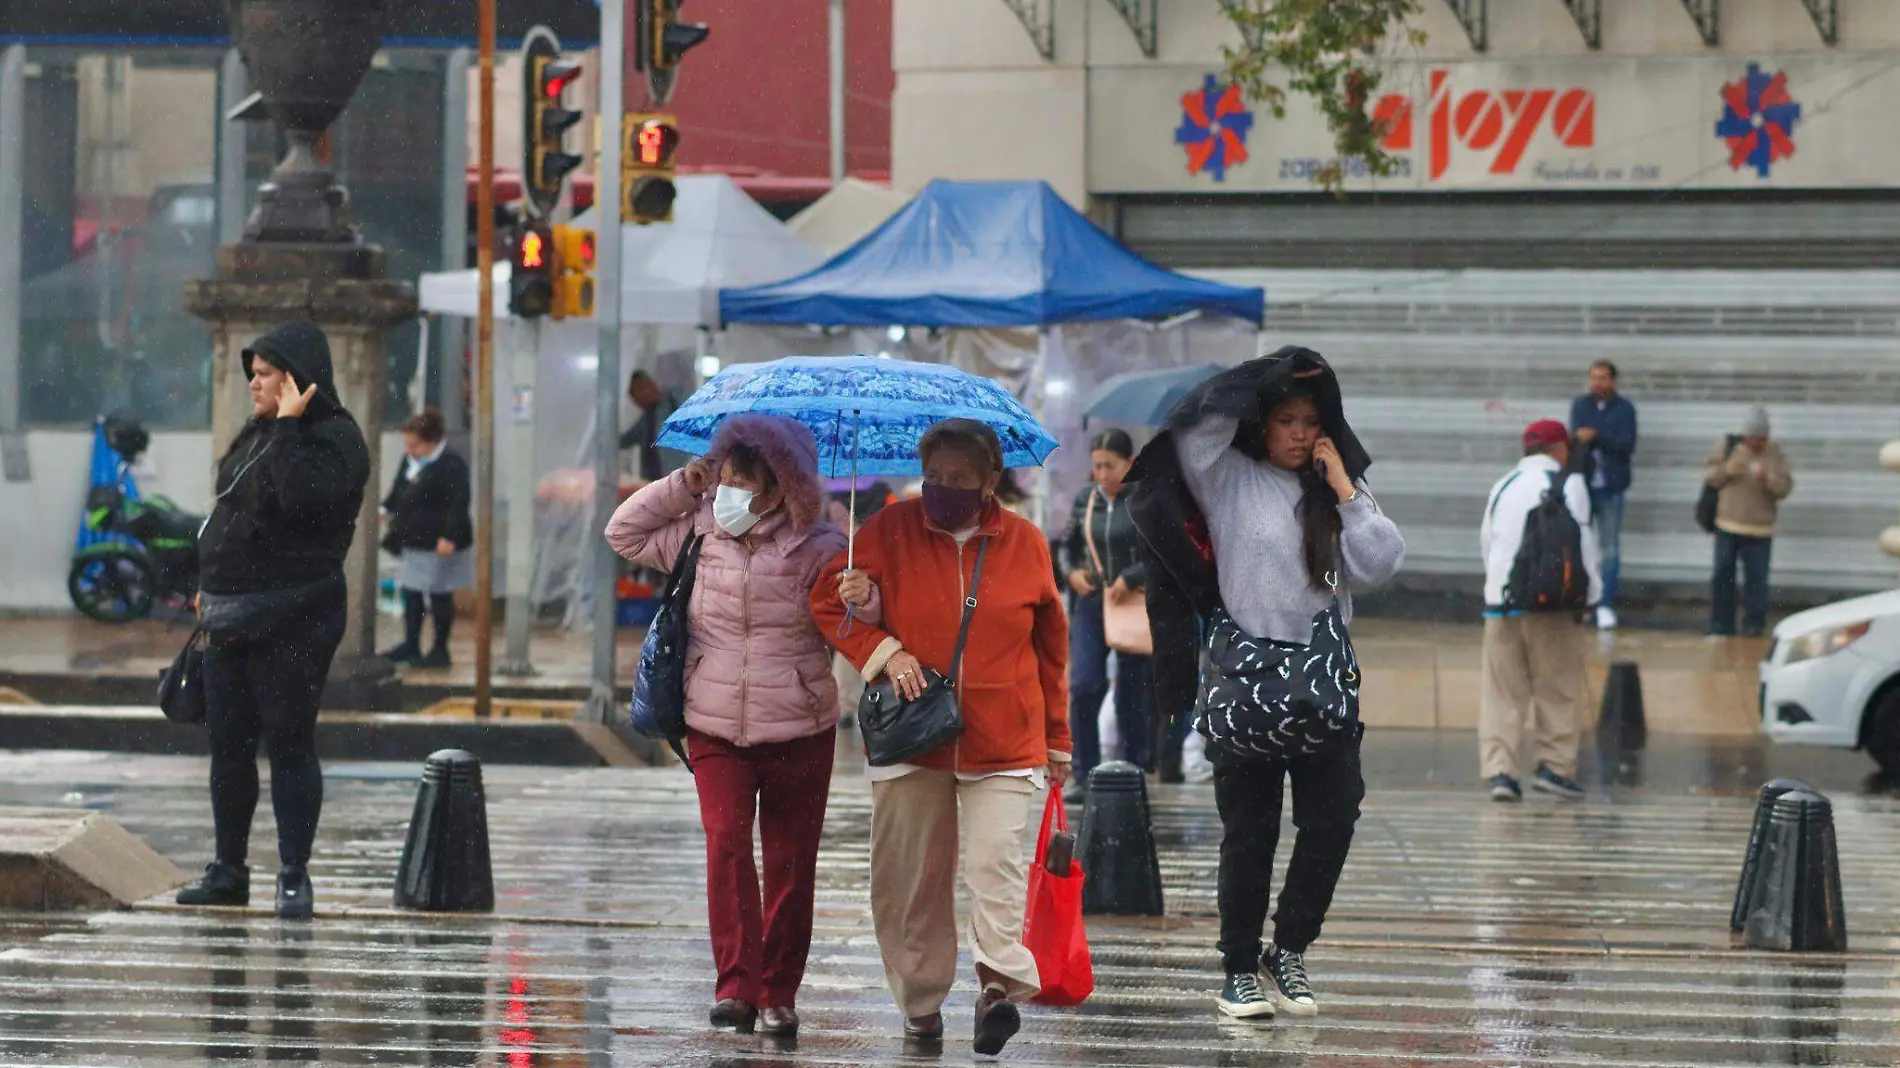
243 319 344 417
1162 344 1370 483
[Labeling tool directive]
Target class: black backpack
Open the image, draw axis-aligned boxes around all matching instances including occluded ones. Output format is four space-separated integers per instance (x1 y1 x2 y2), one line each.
1503 472 1591 613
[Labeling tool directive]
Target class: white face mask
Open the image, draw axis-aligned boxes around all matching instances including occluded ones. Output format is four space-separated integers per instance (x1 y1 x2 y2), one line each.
713 484 762 537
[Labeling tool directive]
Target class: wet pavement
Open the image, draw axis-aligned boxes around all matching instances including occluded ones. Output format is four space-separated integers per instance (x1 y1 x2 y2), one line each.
1 742 1899 1066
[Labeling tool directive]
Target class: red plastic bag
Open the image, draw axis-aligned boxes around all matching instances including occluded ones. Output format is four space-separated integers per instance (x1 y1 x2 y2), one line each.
1023 790 1093 1006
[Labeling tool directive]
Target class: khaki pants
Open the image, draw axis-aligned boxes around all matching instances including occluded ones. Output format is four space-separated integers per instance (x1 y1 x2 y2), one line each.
1479 615 1586 780
868 770 1040 1018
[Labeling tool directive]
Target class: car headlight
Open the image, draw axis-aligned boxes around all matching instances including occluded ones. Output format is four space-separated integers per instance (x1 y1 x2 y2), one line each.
1783 622 1871 665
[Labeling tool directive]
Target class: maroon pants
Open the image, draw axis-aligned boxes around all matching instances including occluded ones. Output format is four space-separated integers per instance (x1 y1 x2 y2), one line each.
687 727 835 1008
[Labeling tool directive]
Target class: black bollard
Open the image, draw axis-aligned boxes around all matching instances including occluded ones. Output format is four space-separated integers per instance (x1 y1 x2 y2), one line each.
394 749 496 912
1077 761 1164 916
1730 777 1814 932
1595 660 1647 752
1742 790 1848 952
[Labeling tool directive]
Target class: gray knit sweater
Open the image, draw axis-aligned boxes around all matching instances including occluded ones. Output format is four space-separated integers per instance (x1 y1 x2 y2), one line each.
1177 414 1406 644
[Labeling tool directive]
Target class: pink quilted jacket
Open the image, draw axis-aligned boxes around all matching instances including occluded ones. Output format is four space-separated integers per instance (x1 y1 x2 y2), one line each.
605 415 848 747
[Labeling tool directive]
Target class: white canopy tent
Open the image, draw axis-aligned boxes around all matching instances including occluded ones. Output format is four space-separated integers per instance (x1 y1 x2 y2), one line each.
783 177 911 257
416 174 825 626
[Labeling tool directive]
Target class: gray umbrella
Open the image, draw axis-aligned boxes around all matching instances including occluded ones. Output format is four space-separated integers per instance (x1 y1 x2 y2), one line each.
1081 363 1224 427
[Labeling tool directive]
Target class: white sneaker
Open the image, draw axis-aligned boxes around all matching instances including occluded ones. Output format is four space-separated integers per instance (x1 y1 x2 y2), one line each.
1596 606 1618 631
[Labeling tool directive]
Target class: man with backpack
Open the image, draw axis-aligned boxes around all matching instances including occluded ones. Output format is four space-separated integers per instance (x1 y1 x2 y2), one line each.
1478 420 1602 802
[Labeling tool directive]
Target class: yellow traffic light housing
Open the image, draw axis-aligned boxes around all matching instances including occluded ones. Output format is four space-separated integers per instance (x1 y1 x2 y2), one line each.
550 224 597 320
623 113 680 225
523 35 584 217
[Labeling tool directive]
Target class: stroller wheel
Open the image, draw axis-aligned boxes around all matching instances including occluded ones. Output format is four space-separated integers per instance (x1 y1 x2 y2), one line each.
68 552 157 622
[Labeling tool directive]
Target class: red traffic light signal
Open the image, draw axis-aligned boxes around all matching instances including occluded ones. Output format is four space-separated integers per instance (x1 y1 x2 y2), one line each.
522 34 583 217
510 221 555 318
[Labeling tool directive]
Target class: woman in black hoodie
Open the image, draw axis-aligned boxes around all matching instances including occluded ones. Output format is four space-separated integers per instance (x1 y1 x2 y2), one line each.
175 319 370 920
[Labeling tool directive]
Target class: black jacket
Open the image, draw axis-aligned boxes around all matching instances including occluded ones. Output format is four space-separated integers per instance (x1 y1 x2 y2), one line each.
380 449 473 553
1125 347 1372 725
1062 484 1147 591
198 320 371 595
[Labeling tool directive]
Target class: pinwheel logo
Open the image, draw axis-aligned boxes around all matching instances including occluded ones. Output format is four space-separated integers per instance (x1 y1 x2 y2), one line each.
1175 74 1255 182
1715 63 1801 178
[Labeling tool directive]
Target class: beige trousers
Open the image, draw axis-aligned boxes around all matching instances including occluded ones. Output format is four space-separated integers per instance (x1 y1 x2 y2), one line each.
868 770 1041 1018
1479 615 1586 779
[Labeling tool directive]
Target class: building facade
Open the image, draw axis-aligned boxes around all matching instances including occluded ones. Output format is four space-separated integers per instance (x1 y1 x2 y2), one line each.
894 0 1900 596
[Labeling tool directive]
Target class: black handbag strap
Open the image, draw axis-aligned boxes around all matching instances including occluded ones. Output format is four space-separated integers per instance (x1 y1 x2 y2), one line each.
944 538 989 685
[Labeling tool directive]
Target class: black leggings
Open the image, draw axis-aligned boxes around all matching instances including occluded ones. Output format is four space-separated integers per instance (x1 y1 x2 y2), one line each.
203 581 348 870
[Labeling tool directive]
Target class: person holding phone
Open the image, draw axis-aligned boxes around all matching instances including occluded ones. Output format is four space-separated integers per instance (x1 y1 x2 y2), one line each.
174 320 371 920
1126 348 1403 1022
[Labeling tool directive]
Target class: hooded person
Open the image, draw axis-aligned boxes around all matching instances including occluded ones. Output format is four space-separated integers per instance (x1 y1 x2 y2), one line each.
1704 404 1792 637
1124 345 1404 1023
175 319 372 921
605 413 848 1039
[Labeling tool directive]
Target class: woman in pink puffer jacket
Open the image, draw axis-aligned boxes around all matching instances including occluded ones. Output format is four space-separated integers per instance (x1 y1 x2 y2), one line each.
606 413 846 1038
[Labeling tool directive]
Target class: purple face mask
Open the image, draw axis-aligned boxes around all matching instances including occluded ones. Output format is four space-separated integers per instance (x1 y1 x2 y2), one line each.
921 483 985 530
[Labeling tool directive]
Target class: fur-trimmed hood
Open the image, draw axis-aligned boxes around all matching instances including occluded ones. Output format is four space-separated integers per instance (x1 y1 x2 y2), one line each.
702 414 826 536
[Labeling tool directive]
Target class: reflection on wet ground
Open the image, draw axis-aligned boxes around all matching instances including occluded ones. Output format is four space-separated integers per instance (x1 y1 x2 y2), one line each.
1 744 1897 1066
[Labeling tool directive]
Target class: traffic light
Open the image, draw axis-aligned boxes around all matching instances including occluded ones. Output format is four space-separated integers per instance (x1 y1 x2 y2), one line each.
509 220 554 318
522 34 584 217
550 224 596 320
623 113 680 225
633 0 710 105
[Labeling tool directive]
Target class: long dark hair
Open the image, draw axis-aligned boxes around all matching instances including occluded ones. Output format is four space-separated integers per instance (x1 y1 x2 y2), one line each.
1263 384 1344 591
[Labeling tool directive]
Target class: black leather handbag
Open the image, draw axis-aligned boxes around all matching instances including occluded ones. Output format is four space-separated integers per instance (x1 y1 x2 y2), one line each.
156 628 209 725
858 539 988 767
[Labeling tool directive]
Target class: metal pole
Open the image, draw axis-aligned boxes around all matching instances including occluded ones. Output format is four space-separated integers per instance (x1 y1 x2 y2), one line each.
439 47 472 435
586 0 625 724
500 317 539 675
474 0 498 718
828 0 846 185
214 48 248 247
0 46 25 483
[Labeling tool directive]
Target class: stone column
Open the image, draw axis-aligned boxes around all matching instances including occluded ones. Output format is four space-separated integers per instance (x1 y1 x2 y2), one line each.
188 246 417 710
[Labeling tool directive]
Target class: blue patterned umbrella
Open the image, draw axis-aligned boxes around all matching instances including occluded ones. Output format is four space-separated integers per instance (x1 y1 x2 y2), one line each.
656 355 1059 478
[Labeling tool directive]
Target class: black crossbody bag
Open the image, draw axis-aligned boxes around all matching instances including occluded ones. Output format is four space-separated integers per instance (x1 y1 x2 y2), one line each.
857 539 988 767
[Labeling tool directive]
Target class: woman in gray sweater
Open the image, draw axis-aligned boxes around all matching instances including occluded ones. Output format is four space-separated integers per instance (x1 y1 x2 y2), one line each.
1134 349 1403 1023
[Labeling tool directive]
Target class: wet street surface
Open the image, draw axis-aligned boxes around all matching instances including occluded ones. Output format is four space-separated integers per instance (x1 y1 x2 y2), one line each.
1 744 1898 1066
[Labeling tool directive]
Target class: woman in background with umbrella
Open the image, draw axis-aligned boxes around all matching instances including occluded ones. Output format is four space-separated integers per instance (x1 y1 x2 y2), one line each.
1061 428 1160 799
812 418 1070 1058
605 414 847 1039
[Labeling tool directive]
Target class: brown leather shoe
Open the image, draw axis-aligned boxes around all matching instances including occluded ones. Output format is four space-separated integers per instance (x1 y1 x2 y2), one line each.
759 1007 799 1036
903 1012 944 1040
709 999 756 1033
973 984 1021 1056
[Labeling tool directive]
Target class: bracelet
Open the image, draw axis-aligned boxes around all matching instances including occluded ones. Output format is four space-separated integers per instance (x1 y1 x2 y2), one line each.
1341 487 1362 505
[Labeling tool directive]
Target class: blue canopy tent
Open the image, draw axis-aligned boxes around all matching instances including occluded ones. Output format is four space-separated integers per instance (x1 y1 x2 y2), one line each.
719 179 1263 327
717 180 1264 523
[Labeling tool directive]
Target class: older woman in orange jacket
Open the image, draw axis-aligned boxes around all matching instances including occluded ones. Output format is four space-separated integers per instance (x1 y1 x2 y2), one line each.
811 418 1070 1057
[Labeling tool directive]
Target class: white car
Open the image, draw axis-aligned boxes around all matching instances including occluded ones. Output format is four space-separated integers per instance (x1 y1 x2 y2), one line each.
1760 588 1900 775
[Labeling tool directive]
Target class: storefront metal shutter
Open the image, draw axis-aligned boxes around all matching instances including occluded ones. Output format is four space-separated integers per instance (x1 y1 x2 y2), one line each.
1110 194 1900 270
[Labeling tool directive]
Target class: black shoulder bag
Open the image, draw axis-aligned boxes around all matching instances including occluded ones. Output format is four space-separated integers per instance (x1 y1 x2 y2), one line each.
857 539 988 767
156 627 209 724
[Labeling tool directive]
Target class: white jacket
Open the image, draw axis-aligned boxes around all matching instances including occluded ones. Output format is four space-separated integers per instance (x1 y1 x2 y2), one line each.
1480 455 1602 611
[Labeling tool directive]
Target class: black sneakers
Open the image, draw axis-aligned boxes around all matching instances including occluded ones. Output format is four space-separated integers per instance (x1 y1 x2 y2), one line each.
414 647 452 669
1489 774 1523 802
1216 972 1275 1019
1532 766 1586 800
176 861 250 907
275 867 314 920
1262 943 1319 1017
379 642 420 663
